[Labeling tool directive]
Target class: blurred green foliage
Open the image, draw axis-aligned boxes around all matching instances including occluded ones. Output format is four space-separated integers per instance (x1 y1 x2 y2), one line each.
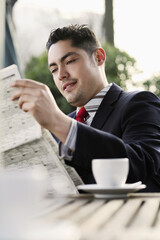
103 42 137 89
24 42 138 114
143 74 160 98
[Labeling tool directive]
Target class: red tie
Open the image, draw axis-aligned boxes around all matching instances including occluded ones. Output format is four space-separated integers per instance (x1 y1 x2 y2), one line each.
76 107 88 123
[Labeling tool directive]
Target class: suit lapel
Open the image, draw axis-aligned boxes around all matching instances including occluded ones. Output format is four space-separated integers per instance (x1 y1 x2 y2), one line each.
91 83 123 129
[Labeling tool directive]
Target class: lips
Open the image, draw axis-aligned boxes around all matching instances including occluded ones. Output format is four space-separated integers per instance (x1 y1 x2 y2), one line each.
62 81 77 91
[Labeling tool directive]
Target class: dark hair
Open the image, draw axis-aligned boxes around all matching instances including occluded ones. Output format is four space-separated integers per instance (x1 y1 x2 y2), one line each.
46 24 100 56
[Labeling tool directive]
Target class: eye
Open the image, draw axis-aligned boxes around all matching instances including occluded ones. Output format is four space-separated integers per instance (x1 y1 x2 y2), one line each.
67 58 77 64
51 68 58 74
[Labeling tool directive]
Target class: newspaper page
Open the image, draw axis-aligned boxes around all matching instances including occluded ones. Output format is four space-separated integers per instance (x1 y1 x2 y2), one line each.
0 65 42 152
0 65 83 195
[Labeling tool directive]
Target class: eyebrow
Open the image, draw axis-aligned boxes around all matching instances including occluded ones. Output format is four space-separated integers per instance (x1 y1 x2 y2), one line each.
48 51 80 68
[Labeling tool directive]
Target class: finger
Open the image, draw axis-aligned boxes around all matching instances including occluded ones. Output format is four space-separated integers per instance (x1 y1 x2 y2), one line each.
20 101 34 113
11 88 22 100
11 88 29 101
10 79 45 89
11 86 46 101
18 94 37 110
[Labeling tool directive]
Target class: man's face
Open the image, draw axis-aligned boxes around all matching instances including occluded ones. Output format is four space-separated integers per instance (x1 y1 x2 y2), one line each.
48 40 103 107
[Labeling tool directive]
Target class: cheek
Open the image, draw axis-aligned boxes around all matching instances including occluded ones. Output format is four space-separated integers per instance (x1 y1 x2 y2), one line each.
76 65 90 80
54 79 62 93
80 65 95 83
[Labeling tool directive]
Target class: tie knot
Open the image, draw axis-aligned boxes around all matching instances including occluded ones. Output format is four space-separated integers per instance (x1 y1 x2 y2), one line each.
76 107 88 123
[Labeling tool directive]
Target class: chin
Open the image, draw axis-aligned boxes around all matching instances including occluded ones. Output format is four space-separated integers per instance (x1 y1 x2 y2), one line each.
66 94 83 107
67 98 79 107
67 100 76 106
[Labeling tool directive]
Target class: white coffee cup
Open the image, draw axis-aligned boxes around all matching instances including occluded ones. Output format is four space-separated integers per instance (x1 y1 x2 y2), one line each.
92 158 129 187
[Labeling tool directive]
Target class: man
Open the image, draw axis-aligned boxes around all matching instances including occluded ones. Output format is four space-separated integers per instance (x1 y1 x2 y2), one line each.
11 25 160 192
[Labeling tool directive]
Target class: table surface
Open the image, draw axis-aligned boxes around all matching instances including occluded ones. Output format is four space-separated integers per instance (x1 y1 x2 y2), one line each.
38 192 160 240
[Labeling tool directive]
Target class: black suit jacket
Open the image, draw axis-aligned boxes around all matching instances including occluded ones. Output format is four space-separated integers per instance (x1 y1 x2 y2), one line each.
64 83 160 192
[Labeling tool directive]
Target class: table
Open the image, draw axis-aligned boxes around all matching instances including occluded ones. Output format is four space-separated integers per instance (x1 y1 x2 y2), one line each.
39 192 160 240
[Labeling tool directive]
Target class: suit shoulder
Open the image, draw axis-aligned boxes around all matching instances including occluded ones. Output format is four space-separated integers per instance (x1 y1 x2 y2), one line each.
127 90 160 102
121 89 160 103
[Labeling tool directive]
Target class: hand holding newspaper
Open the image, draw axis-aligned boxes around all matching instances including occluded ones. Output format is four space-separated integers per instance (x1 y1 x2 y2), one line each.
0 64 83 196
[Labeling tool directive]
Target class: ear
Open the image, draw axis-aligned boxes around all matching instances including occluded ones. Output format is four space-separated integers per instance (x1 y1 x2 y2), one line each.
94 48 106 66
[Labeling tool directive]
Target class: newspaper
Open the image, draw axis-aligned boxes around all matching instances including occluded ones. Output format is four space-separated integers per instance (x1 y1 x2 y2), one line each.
0 65 83 195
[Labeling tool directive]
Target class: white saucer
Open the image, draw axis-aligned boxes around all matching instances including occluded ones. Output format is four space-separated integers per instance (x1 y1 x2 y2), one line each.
77 183 146 199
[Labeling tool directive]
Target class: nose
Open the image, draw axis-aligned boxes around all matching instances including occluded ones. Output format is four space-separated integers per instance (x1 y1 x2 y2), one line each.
58 66 69 81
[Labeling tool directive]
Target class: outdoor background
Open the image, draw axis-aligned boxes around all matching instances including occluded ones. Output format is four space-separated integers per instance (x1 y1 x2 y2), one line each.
1 0 160 113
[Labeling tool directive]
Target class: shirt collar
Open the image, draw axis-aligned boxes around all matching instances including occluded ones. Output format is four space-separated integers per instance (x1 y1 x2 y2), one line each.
85 83 112 113
76 83 112 117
